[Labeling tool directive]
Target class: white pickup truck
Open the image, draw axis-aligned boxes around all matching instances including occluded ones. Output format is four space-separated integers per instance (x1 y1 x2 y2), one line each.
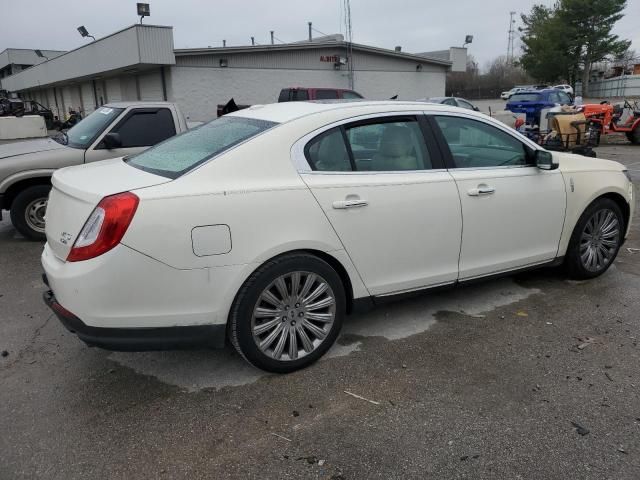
0 102 189 239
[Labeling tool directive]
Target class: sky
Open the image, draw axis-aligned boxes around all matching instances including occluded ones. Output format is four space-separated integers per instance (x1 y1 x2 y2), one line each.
1 0 638 69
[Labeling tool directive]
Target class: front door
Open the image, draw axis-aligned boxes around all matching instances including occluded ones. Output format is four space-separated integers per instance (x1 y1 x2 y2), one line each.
299 114 462 296
430 114 566 280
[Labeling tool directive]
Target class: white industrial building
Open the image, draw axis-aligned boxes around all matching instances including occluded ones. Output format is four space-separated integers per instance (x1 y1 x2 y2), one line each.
0 24 461 122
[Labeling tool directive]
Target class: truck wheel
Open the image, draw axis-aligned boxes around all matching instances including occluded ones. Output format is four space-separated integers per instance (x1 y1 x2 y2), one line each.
10 185 51 241
626 126 640 145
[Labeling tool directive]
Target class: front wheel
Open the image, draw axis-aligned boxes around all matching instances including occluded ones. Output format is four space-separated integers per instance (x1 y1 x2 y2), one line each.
565 198 624 279
10 185 51 241
229 253 345 373
626 125 640 145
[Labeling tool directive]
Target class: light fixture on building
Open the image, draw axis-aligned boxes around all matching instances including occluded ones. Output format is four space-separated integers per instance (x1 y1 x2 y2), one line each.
77 26 96 41
219 58 228 68
137 3 150 24
334 56 347 70
463 35 473 47
34 49 49 61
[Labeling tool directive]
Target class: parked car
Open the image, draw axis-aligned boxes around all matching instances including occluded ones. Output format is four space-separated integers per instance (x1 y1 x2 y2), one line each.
500 87 527 100
217 87 365 117
278 87 364 102
506 89 573 125
554 84 574 96
0 101 188 240
42 101 633 373
422 97 480 111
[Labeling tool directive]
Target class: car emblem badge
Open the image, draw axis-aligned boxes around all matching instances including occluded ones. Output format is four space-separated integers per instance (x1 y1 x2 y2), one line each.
60 232 73 245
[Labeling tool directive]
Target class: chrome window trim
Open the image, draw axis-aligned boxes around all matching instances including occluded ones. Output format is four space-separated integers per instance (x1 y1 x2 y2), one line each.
290 110 431 174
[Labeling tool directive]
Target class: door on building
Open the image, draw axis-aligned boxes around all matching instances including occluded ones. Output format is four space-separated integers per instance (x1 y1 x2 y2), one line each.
84 107 177 163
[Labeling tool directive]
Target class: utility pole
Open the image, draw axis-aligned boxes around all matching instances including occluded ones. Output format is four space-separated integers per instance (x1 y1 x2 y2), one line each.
270 31 274 45
507 11 516 64
308 22 312 41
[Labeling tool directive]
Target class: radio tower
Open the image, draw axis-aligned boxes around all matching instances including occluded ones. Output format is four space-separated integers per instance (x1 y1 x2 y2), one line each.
507 11 516 64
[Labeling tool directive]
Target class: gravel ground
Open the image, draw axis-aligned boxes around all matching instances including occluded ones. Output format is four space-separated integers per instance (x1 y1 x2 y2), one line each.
0 142 639 479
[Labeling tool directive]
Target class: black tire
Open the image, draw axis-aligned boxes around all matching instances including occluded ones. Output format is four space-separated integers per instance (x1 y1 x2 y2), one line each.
10 185 51 241
565 197 624 280
229 253 346 373
626 126 640 145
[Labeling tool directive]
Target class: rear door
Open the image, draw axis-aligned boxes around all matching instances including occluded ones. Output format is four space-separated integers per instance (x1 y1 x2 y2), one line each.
84 107 177 163
429 113 565 279
297 113 462 296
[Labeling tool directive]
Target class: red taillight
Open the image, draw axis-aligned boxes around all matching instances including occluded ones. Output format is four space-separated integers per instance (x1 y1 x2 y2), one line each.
67 192 139 262
515 118 525 129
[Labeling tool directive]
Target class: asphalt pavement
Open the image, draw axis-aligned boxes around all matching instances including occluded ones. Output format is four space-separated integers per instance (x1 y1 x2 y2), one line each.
1 140 639 479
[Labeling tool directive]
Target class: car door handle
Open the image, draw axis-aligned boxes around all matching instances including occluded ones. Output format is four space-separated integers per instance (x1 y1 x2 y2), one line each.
332 199 369 209
467 186 495 196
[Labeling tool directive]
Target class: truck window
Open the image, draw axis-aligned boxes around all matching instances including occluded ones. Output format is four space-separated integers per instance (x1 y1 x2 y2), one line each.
110 108 176 148
293 90 309 101
278 89 291 102
342 91 363 99
315 89 339 100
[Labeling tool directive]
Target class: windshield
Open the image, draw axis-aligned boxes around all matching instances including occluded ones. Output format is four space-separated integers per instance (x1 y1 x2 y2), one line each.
63 107 124 149
509 93 541 102
125 116 278 179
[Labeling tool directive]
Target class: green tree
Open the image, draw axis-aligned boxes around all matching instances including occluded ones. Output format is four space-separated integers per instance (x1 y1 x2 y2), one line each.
519 5 577 84
558 0 630 96
519 1 630 95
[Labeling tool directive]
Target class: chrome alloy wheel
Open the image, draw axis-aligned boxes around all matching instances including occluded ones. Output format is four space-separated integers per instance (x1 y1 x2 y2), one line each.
24 198 48 233
579 208 620 272
251 271 336 361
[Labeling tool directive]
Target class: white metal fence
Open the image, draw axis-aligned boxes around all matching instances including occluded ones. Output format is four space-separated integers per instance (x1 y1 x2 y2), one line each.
576 75 640 98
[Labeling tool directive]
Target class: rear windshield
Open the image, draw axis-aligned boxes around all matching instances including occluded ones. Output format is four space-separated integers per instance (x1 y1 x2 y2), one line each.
509 93 541 102
125 116 278 179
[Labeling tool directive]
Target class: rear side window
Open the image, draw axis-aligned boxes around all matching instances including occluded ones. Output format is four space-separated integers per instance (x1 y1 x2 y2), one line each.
305 117 432 172
110 109 176 148
315 89 339 100
126 116 277 179
305 128 352 171
278 89 291 102
509 93 541 102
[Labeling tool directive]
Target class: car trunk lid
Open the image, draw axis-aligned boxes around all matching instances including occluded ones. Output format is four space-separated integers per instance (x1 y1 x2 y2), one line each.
45 158 170 260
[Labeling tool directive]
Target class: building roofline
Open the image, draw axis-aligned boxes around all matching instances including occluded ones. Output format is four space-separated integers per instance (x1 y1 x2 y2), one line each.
0 48 67 55
175 41 452 66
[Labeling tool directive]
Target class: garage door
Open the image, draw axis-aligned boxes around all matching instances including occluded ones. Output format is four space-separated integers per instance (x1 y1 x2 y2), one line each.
138 70 165 101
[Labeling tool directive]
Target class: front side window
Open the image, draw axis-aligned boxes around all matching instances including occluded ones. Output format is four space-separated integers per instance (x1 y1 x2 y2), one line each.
315 89 339 100
342 91 363 99
304 118 432 172
64 106 124 149
126 116 277 179
457 99 475 110
434 116 529 168
109 109 176 148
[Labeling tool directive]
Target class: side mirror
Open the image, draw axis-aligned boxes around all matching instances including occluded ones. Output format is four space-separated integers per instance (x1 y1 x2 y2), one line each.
473 106 480 112
535 150 558 170
102 132 122 150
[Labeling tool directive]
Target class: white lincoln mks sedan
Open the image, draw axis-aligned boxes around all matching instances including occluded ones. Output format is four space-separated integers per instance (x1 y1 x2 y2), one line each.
42 101 634 372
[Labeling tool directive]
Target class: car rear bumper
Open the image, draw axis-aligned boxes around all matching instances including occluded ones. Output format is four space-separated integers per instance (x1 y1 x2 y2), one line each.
43 286 226 350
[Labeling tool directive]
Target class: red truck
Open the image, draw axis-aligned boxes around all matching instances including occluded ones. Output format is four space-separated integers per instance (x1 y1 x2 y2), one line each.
218 87 364 116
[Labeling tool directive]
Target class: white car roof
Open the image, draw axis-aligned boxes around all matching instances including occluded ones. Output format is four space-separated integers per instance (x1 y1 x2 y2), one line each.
227 100 479 124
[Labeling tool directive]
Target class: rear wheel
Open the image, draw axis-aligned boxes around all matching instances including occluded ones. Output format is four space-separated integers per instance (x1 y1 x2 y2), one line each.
230 253 345 373
565 198 624 279
626 125 640 144
10 185 51 241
